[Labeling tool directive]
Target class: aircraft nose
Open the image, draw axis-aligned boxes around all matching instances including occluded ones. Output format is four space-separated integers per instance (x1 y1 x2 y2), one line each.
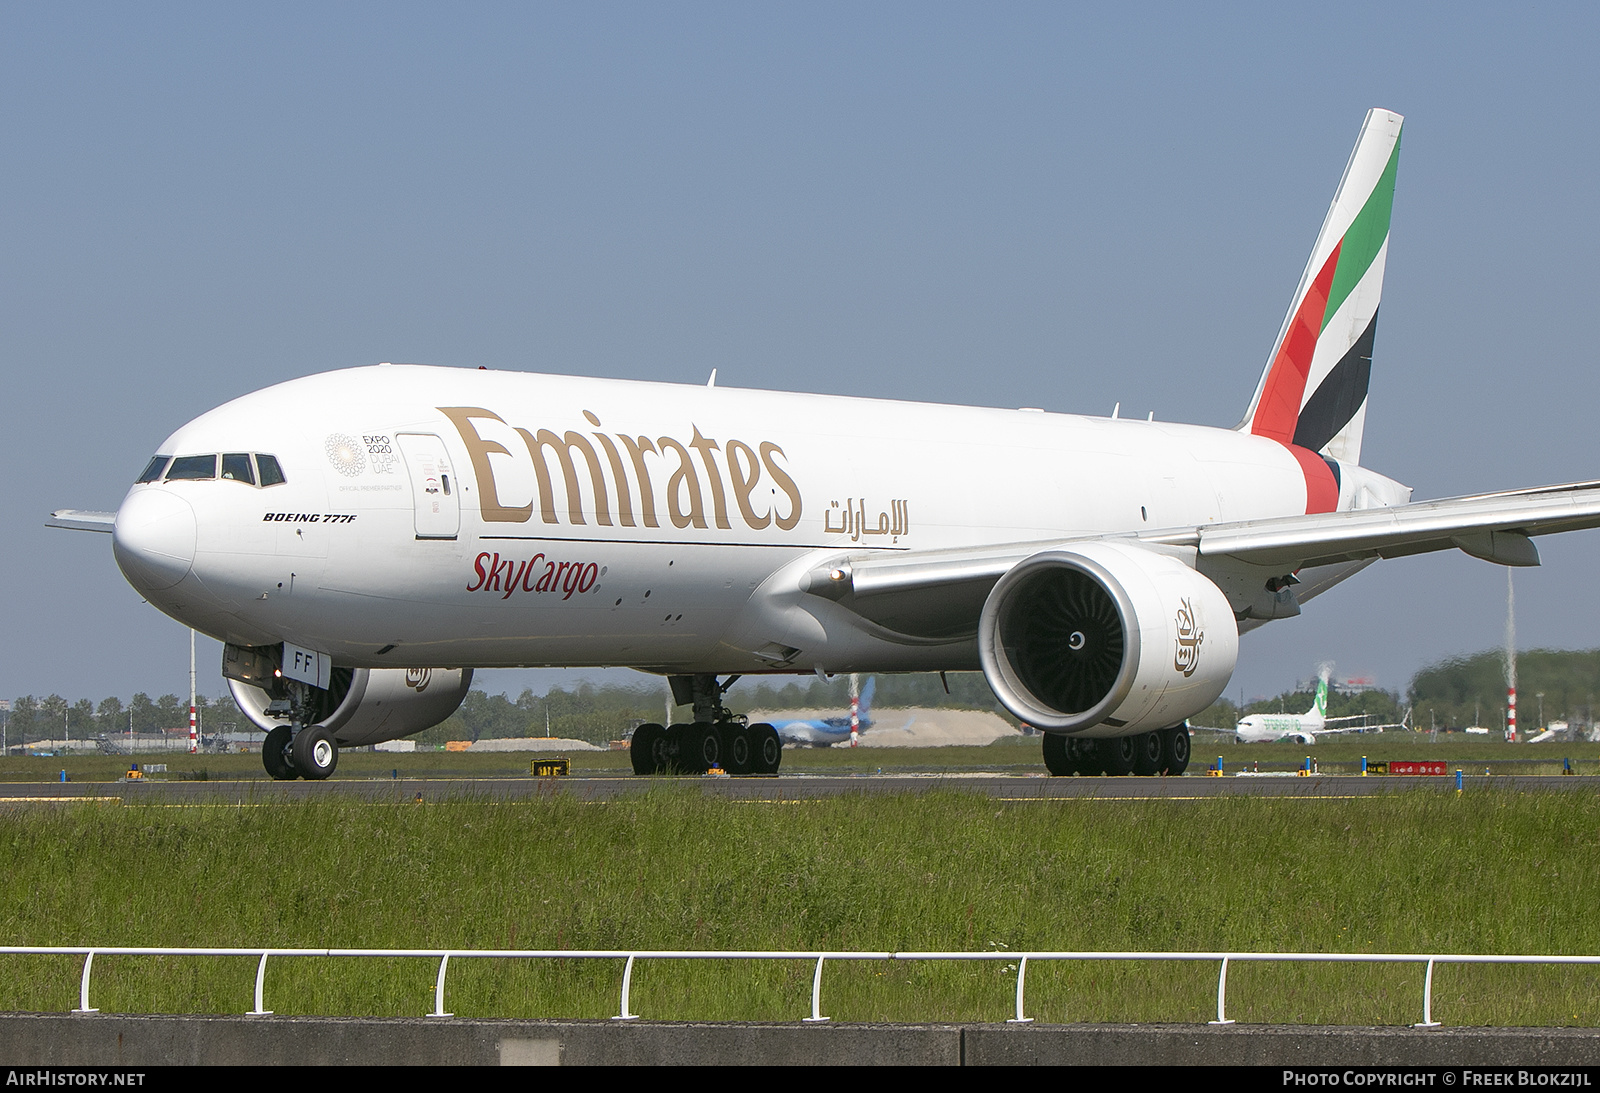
113 488 197 592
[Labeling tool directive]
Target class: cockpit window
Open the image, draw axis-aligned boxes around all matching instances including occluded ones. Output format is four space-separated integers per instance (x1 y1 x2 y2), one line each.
165 455 218 481
255 454 286 487
136 456 170 484
221 453 256 485
146 452 283 485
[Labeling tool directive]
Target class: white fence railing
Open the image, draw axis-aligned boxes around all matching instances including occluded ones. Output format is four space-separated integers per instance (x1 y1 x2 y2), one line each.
2 947 1597 1027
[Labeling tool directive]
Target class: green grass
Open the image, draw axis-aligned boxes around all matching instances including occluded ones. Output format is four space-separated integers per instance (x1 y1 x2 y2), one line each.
3 789 1600 1026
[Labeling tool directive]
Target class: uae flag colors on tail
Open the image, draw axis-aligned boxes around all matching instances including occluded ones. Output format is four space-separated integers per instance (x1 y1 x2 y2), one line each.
1240 108 1403 513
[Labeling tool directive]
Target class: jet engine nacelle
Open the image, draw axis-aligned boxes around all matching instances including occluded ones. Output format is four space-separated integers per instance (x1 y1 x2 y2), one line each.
978 541 1238 735
228 667 474 747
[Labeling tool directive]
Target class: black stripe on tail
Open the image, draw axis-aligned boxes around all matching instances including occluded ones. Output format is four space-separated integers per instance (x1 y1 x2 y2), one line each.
1292 309 1378 455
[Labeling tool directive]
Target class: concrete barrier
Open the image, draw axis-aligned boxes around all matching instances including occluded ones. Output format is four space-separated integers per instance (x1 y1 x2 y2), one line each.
5 1014 1600 1066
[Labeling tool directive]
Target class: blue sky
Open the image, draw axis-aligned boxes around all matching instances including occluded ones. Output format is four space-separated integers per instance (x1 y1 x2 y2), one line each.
4 3 1598 710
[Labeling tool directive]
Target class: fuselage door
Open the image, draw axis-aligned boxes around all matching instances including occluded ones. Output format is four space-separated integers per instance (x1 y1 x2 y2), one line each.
397 433 460 540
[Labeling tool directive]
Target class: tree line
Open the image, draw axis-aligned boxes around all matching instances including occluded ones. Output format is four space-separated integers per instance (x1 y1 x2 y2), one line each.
1406 648 1600 731
1 693 242 744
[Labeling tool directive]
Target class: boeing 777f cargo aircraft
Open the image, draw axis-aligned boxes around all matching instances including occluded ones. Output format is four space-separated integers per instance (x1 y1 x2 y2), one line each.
49 109 1600 781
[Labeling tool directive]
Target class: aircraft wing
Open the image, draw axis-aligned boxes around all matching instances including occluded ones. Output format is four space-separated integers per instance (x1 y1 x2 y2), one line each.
1160 479 1600 570
805 480 1600 636
46 509 116 533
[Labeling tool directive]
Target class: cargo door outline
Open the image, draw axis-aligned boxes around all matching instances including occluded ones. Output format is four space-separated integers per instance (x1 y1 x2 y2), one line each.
397 433 460 539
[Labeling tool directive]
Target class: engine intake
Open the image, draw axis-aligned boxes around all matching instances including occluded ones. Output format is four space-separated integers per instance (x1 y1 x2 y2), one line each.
979 541 1237 734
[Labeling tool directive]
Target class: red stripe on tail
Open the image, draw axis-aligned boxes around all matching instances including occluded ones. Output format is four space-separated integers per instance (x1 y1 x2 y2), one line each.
1287 445 1339 514
1251 242 1341 445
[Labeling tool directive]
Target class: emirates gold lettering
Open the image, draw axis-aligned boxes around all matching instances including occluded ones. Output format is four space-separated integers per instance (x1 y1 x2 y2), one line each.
440 406 807 535
436 408 533 523
657 436 705 529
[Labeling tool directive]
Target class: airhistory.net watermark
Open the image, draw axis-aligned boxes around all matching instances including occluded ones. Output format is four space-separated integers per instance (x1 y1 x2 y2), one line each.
4 1073 146 1087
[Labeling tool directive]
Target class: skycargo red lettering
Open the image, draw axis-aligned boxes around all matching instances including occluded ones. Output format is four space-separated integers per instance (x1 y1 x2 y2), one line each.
466 552 601 601
503 558 529 599
521 554 544 592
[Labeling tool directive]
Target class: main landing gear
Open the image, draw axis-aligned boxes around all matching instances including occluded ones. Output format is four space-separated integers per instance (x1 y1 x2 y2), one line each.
1041 723 1190 777
630 674 782 776
260 682 340 781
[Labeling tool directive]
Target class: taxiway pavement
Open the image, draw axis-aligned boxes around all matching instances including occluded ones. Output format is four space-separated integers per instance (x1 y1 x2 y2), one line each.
0 773 1590 804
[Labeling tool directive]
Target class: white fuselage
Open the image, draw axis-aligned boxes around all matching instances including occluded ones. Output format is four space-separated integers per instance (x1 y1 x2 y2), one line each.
1233 711 1325 744
110 364 1397 677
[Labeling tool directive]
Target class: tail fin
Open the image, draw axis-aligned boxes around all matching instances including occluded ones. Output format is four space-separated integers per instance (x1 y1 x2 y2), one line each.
1240 108 1403 468
1311 675 1329 719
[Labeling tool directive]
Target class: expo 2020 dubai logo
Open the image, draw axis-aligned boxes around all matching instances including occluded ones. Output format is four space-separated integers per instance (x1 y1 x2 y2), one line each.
324 433 367 477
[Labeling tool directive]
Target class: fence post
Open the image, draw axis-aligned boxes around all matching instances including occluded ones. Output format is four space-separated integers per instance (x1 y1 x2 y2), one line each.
1414 958 1442 1028
73 951 98 1014
249 952 272 1015
612 954 638 1021
1007 955 1034 1024
1209 957 1235 1025
430 953 453 1018
803 955 830 1022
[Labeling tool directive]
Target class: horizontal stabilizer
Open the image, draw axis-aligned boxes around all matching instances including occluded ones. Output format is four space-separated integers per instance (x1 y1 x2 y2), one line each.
46 509 116 533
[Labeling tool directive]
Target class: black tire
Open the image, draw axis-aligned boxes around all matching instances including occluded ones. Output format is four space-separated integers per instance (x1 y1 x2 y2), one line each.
630 723 666 775
291 725 339 780
1042 733 1072 776
680 722 721 773
724 726 754 775
662 724 686 773
748 723 781 775
1161 724 1191 775
1099 735 1137 776
262 725 297 781
1067 736 1100 776
1132 731 1163 776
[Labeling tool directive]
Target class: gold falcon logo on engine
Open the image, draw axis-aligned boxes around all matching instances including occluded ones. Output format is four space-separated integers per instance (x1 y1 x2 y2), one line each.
1173 598 1204 677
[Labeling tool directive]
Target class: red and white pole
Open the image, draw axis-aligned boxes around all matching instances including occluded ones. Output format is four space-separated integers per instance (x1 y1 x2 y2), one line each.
1507 687 1517 743
849 692 860 747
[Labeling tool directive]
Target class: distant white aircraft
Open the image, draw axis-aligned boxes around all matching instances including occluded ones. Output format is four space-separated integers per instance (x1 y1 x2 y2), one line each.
1234 674 1408 744
48 108 1600 782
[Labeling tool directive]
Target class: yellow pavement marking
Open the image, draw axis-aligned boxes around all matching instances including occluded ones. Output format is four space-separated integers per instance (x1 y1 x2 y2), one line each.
0 796 121 804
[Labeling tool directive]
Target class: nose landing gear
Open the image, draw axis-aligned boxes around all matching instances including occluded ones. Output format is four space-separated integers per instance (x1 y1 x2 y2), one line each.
291 725 339 779
263 726 296 780
259 682 341 781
